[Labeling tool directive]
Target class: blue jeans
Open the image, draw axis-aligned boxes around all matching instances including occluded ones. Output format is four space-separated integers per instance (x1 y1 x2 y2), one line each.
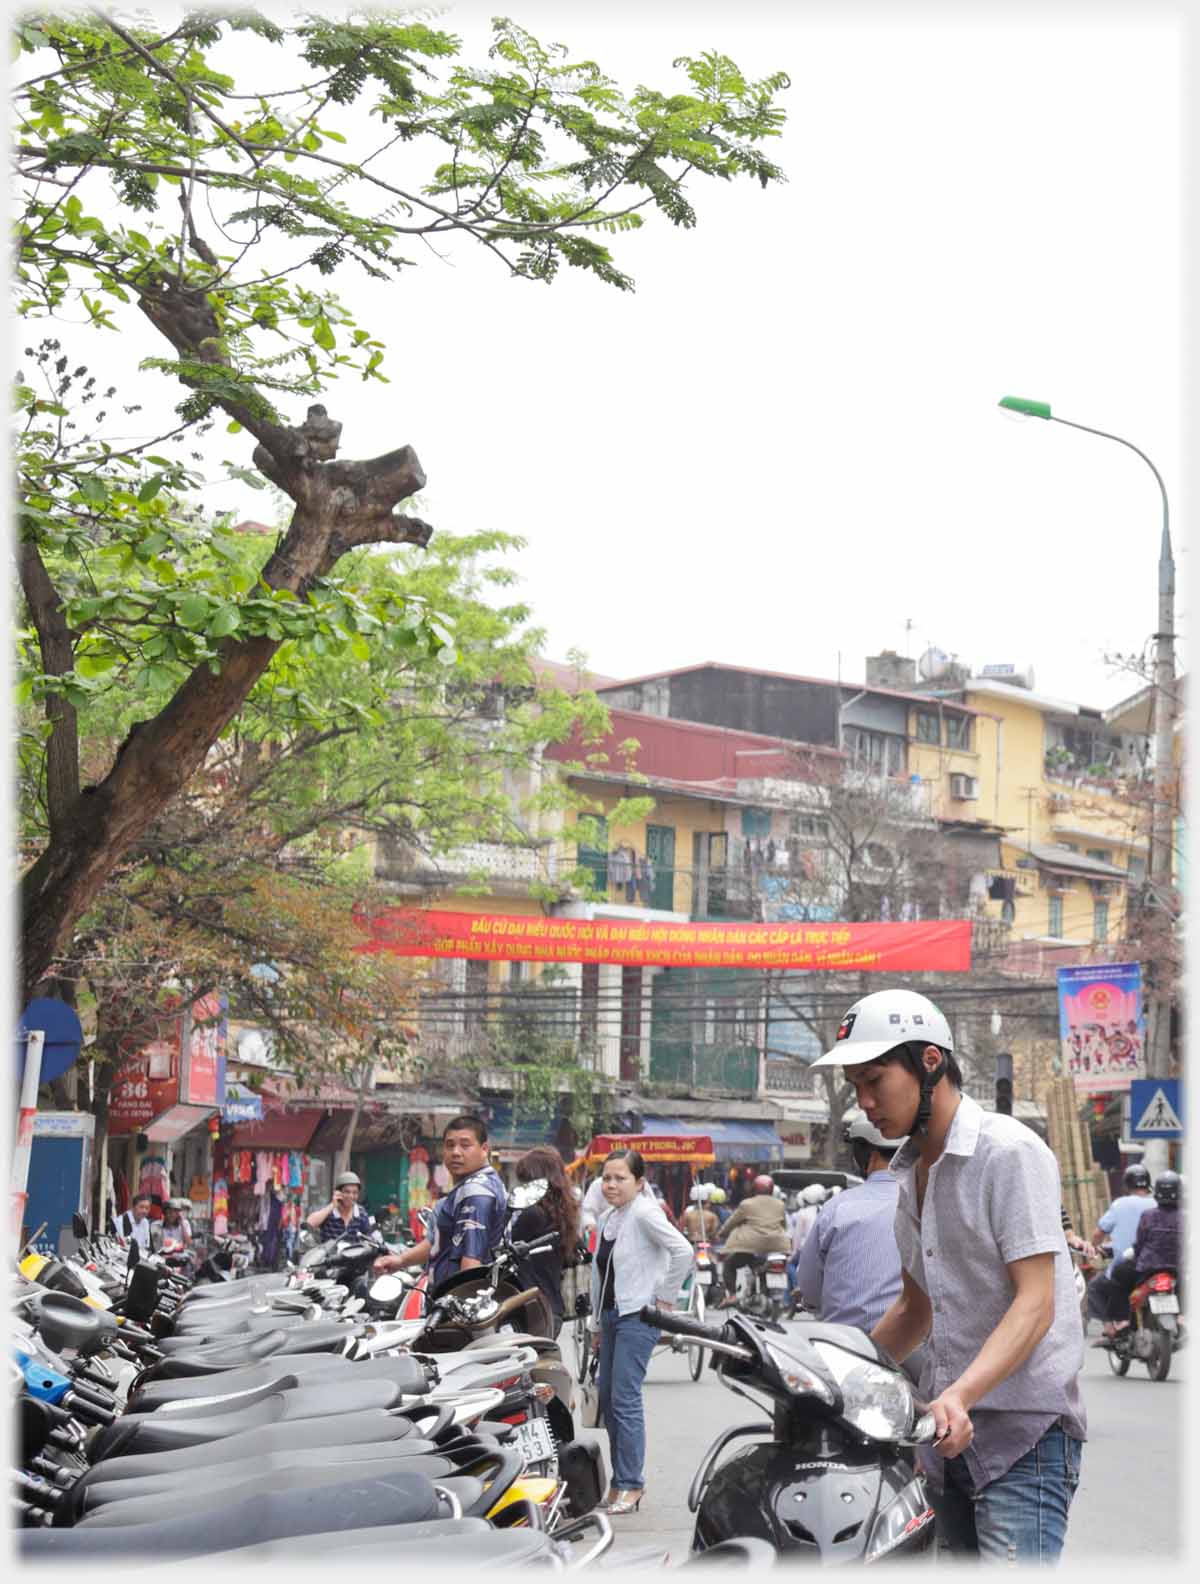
930 1424 1082 1563
597 1309 659 1490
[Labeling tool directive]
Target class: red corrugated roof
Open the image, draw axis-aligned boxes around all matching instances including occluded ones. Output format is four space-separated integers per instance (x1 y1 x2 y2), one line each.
543 706 842 787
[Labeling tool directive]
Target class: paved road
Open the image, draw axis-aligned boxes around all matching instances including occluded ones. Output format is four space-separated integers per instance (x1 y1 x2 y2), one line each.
571 1319 1185 1564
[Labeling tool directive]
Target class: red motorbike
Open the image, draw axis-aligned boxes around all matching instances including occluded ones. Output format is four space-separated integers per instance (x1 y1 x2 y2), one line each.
1107 1270 1183 1382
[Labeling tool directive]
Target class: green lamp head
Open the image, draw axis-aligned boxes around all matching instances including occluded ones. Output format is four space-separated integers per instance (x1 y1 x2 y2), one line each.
998 395 1052 420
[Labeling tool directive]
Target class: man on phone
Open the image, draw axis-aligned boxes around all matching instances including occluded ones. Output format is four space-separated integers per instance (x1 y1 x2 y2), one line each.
307 1171 372 1242
373 1115 507 1288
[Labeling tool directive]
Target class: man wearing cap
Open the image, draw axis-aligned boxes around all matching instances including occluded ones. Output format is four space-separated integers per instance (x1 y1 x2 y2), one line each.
307 1171 372 1242
811 988 1086 1565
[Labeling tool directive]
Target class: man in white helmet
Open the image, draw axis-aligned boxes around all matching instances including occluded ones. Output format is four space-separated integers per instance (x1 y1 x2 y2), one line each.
811 988 1086 1564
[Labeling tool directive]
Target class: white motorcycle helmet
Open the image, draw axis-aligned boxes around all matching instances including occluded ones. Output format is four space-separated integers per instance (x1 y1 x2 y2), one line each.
846 1112 907 1174
800 1184 827 1206
812 988 954 1137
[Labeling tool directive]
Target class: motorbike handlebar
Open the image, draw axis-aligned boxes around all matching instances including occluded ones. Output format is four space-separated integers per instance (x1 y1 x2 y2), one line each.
637 1304 727 1344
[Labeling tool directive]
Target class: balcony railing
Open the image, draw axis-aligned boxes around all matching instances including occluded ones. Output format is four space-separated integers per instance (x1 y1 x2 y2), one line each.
764 1058 812 1094
376 837 546 890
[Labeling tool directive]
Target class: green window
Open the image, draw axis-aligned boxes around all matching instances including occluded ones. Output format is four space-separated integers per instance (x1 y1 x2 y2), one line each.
915 711 940 745
1048 896 1063 937
576 814 608 889
1093 901 1109 942
945 713 971 749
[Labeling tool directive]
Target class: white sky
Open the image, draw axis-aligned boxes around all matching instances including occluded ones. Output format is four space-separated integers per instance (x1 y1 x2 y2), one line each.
20 1 1192 711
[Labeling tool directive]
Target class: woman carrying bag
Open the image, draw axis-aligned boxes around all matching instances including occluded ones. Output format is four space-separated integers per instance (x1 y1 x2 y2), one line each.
590 1147 694 1515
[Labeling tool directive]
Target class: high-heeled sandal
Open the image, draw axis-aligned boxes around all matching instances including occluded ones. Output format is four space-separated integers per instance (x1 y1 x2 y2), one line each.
602 1489 644 1515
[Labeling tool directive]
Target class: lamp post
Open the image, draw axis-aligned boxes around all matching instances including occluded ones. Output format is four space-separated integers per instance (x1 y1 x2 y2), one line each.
998 395 1177 1174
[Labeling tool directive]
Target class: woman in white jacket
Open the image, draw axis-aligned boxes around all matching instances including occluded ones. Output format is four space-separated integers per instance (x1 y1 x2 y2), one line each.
590 1148 694 1514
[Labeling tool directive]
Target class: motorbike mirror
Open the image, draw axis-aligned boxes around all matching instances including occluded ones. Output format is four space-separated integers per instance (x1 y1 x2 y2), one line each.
902 1410 939 1446
509 1178 549 1211
71 1213 89 1240
341 1297 365 1317
299 1244 328 1269
369 1274 407 1304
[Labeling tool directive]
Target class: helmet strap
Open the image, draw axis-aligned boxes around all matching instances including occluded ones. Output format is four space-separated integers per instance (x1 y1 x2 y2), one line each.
910 1054 947 1137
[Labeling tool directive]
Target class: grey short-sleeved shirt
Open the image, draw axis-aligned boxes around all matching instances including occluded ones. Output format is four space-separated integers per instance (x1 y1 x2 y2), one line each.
890 1092 1086 1488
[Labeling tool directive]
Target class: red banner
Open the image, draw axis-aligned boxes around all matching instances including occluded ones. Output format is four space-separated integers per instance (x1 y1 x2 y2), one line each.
358 909 972 972
583 1134 716 1166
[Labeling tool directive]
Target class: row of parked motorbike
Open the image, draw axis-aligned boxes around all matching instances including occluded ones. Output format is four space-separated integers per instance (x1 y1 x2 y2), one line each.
13 1178 944 1566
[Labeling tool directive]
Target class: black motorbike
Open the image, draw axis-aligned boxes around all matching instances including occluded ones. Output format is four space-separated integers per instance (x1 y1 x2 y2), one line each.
641 1305 937 1563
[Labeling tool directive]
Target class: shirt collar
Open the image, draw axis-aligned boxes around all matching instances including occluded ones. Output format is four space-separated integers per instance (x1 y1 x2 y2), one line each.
891 1090 982 1175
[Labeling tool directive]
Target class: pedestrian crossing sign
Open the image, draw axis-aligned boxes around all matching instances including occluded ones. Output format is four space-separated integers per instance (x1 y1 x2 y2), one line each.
1130 1079 1183 1138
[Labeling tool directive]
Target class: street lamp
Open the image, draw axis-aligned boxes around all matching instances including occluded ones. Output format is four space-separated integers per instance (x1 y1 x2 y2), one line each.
998 395 1177 1167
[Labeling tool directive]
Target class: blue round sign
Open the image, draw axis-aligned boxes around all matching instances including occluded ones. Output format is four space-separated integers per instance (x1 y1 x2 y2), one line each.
16 998 84 1084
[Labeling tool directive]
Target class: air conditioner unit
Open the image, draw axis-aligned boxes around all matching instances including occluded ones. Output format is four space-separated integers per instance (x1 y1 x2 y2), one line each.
1045 876 1075 894
1090 879 1114 896
949 773 979 801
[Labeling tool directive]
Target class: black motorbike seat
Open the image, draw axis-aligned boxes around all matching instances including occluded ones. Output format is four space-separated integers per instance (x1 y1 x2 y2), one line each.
87 1378 406 1460
72 1440 449 1518
20 1470 446 1560
72 1408 419 1486
129 1350 427 1408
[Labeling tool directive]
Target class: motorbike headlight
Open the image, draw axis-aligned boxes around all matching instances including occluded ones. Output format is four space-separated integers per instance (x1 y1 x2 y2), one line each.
863 1477 935 1561
765 1343 837 1405
812 1342 915 1442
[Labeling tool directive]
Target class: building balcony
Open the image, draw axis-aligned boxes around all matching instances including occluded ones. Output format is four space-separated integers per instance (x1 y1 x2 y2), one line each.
763 1058 813 1095
375 836 547 896
648 1043 758 1097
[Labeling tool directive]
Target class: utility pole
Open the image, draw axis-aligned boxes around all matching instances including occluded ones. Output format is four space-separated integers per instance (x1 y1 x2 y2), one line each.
1142 508 1177 1179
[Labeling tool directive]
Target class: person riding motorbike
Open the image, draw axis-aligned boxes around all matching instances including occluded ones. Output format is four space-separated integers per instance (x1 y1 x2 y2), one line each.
1086 1164 1155 1335
1094 1170 1184 1347
716 1174 790 1307
683 1183 719 1246
785 1183 826 1295
306 1171 372 1243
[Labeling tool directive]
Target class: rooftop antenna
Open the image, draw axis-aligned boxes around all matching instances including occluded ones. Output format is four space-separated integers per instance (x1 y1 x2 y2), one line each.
903 617 914 659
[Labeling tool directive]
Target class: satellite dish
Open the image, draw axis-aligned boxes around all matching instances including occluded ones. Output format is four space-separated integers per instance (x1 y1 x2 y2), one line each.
918 647 950 681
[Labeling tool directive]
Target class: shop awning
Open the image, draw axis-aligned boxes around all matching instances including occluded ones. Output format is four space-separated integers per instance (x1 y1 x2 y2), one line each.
228 1109 324 1150
643 1115 785 1166
483 1100 561 1152
144 1104 216 1144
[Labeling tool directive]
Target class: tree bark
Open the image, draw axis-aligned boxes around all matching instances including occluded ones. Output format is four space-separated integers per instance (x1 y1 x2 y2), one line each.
18 539 80 835
335 1057 375 1180
20 464 432 1000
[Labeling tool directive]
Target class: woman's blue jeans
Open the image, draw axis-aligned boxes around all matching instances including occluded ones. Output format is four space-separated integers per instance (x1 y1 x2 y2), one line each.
929 1424 1082 1563
597 1309 658 1490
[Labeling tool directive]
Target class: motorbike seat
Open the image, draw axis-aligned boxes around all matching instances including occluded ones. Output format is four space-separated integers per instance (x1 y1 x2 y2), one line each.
71 1441 450 1519
74 1408 419 1486
135 1329 290 1375
75 1452 464 1528
198 1517 557 1565
20 1470 447 1559
184 1272 291 1299
167 1309 313 1340
87 1378 407 1459
129 1350 428 1409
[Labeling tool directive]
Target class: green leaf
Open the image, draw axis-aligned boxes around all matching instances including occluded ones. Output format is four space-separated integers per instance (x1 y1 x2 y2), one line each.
138 477 165 502
207 607 241 638
311 316 336 351
178 595 210 625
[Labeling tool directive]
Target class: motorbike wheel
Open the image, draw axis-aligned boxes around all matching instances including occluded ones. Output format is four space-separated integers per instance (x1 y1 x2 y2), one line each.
1107 1343 1131 1377
1147 1327 1172 1382
688 1284 707 1382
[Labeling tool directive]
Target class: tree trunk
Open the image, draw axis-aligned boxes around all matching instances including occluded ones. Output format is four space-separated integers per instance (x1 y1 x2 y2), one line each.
20 431 430 1001
335 1058 375 1180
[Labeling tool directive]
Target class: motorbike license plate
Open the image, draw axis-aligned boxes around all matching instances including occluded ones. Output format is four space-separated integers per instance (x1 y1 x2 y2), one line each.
766 1271 788 1292
695 1269 712 1286
514 1416 556 1466
1149 1293 1179 1315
